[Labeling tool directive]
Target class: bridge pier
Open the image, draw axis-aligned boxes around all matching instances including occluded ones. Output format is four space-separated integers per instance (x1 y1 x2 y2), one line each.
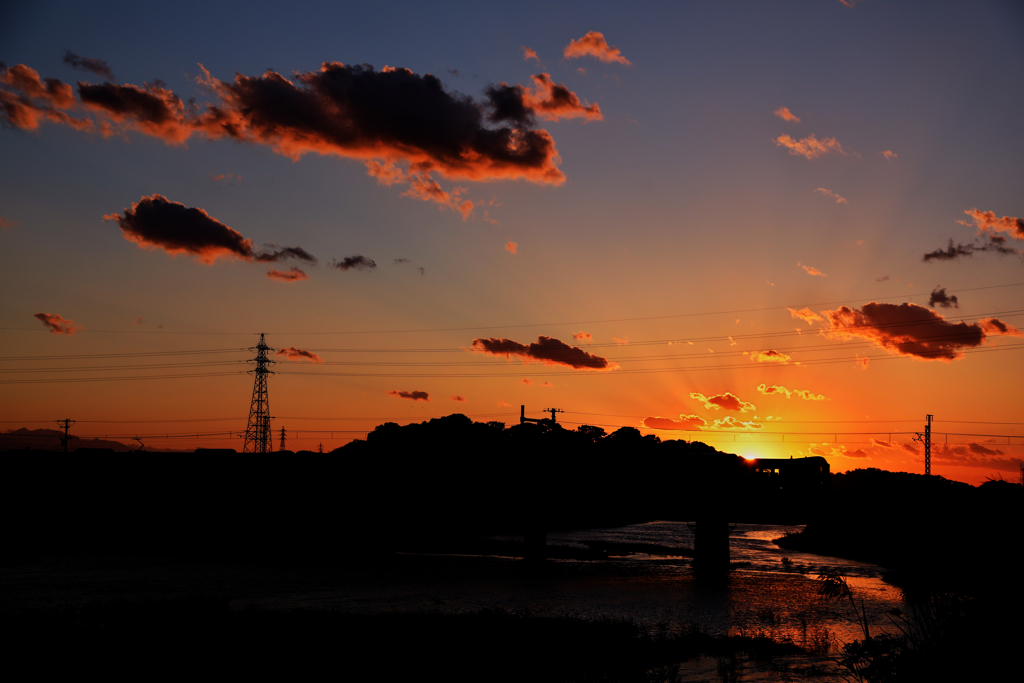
524 526 546 562
692 516 731 576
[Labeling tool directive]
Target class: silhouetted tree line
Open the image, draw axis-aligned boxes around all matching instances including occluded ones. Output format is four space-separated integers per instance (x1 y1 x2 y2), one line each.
778 467 1022 682
2 414 825 562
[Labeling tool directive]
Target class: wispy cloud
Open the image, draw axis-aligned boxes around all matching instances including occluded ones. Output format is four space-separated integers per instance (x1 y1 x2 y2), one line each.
747 350 793 364
757 383 826 400
814 187 847 204
276 347 322 362
266 268 308 282
798 262 826 277
505 241 518 254
62 50 114 79
774 107 800 123
387 389 429 401
774 134 845 159
522 46 539 62
563 32 631 65
34 312 81 335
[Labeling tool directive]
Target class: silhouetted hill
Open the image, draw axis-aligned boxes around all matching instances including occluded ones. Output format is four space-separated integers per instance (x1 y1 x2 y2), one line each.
1 428 132 452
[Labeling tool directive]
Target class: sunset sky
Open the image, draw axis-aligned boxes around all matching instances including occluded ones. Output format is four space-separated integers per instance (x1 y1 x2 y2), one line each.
2 0 1022 485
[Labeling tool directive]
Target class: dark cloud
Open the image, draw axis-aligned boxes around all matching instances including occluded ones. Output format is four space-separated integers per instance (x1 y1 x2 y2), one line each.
2 60 603 219
393 258 411 264
34 312 81 335
253 245 317 264
387 390 429 401
923 235 1020 262
822 301 1019 361
928 287 958 309
104 194 254 263
923 239 978 262
451 395 466 402
78 80 192 142
103 194 312 265
63 50 114 80
276 347 322 362
470 336 615 370
332 255 377 271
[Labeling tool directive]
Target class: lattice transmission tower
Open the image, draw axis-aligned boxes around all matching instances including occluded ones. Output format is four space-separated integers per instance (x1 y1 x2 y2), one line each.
243 333 275 454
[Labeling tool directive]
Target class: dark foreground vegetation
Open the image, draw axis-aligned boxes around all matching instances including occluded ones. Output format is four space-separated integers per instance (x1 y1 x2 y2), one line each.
1 413 825 563
779 468 1021 682
2 601 808 682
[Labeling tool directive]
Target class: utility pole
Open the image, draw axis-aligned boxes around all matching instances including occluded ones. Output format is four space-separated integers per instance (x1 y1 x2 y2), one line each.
279 427 287 451
914 414 933 476
243 333 275 454
519 405 563 426
56 418 75 452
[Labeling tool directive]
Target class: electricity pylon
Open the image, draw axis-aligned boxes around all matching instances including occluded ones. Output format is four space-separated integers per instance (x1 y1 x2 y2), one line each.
243 333 275 454
279 427 287 451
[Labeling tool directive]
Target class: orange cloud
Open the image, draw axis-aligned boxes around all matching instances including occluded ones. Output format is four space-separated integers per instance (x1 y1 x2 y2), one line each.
34 312 81 335
788 307 823 324
642 414 707 431
774 107 800 123
774 134 845 159
690 391 756 413
613 336 629 345
522 46 539 62
757 384 826 401
451 395 466 402
563 32 631 65
267 268 308 282
963 208 1024 241
521 378 534 385
387 390 429 401
522 73 601 122
0 217 17 229
505 241 518 254
572 331 592 343
0 65 94 131
2 62 574 213
470 336 616 370
882 150 897 161
276 347 322 363
542 381 553 387
747 350 793 364
798 262 826 277
709 416 764 430
104 195 316 266
402 174 475 219
821 301 1020 361
814 187 847 204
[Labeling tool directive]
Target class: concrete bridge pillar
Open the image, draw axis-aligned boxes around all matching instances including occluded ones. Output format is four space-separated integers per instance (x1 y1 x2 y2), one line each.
693 516 731 576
